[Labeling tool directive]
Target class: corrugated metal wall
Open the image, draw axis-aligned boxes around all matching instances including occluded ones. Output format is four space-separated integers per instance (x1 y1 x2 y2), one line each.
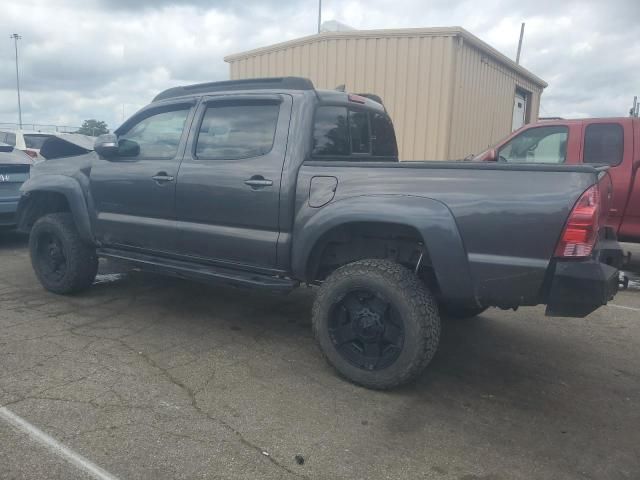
447 39 543 159
227 30 545 161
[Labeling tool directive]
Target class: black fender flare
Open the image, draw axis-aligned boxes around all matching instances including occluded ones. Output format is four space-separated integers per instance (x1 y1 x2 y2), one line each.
291 195 477 305
17 175 94 243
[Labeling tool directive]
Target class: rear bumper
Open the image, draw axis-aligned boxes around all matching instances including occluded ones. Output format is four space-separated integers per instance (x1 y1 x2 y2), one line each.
545 236 623 318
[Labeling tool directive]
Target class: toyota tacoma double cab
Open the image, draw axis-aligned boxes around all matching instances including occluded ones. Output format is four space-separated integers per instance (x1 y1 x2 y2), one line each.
16 77 623 389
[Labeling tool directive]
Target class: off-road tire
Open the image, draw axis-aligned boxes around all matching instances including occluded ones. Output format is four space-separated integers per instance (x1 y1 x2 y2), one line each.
29 213 98 294
312 259 440 390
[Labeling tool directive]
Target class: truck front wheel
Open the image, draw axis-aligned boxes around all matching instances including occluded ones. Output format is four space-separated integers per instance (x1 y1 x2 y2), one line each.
29 213 98 294
312 259 440 390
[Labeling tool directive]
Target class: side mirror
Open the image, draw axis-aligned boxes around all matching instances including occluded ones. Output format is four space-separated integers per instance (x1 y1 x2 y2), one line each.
94 134 118 158
117 139 140 157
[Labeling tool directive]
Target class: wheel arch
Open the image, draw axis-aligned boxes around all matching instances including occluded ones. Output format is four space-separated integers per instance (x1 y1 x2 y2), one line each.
17 175 94 243
292 195 478 305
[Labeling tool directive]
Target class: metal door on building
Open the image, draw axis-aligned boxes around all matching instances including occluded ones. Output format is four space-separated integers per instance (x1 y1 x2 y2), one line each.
512 91 527 131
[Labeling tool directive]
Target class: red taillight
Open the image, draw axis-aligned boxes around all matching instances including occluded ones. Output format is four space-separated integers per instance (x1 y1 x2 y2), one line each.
24 149 38 158
554 184 600 258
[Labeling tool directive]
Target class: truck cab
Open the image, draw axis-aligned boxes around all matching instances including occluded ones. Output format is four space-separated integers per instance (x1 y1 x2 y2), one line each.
475 118 640 243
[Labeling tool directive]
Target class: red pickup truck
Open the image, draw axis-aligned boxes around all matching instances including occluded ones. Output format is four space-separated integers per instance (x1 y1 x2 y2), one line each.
474 117 640 243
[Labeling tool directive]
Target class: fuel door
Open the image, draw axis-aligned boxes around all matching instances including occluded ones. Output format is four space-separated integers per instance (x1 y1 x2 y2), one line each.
309 176 338 208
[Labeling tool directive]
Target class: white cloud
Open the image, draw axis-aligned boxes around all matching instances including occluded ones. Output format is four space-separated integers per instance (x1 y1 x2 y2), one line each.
0 0 637 131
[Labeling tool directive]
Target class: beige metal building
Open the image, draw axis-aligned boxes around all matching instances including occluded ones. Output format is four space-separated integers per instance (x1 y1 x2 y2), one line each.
225 27 547 160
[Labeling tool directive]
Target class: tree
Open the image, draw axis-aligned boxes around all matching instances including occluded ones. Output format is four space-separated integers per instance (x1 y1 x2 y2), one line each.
76 119 109 136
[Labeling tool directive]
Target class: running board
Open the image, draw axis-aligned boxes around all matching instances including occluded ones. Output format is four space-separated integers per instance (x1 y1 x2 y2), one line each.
97 248 298 292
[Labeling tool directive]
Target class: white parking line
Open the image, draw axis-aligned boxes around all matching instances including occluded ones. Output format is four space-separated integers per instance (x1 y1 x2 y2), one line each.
608 303 640 312
0 406 120 480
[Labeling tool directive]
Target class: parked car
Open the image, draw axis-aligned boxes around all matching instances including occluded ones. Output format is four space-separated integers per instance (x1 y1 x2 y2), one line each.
0 143 32 227
0 130 54 162
16 77 623 389
472 118 640 244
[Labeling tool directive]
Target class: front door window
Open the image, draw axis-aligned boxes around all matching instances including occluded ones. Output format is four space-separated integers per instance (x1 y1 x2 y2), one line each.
498 126 569 164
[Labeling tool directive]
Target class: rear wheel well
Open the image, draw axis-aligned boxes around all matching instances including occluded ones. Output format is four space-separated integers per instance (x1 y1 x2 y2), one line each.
18 191 71 232
306 222 439 292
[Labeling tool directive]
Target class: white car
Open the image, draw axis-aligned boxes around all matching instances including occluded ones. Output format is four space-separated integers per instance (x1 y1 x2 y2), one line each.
0 130 55 162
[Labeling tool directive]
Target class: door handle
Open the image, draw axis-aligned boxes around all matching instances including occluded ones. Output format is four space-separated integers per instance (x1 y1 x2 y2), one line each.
152 172 174 184
244 176 273 189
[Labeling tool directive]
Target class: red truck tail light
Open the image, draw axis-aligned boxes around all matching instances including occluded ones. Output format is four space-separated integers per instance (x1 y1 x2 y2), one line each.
348 94 367 104
23 149 38 159
554 184 600 258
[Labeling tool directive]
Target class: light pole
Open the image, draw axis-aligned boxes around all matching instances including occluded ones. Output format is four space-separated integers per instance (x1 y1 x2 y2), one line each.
10 34 23 129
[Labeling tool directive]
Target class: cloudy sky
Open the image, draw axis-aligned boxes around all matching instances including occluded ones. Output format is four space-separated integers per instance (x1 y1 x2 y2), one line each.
0 0 638 131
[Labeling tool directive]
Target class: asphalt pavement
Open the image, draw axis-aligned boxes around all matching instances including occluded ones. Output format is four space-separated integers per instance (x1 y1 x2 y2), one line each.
0 231 639 480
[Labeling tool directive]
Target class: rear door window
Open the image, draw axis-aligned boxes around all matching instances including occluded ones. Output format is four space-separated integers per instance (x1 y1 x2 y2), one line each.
498 126 568 163
195 101 280 160
583 123 624 166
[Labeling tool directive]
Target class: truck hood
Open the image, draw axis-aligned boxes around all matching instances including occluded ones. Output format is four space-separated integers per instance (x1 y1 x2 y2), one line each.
29 150 95 178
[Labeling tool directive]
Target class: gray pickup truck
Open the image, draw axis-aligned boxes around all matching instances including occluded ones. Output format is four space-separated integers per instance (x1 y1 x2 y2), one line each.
16 77 622 389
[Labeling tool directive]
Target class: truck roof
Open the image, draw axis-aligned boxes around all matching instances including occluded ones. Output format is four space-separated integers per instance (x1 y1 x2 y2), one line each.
153 76 385 111
537 117 637 125
153 76 314 102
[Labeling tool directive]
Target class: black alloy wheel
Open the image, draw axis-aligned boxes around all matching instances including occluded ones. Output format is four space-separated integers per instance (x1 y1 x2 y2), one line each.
329 289 404 371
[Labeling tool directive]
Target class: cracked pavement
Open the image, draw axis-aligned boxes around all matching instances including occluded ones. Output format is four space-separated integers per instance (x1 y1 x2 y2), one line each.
0 231 639 479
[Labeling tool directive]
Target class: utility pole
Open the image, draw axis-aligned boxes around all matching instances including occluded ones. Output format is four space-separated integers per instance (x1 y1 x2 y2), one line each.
515 23 525 65
317 0 322 34
10 33 23 129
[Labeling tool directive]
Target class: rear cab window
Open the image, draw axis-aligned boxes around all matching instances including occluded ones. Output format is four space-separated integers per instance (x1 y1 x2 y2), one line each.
23 134 53 150
2 132 16 147
583 123 624 166
312 105 397 160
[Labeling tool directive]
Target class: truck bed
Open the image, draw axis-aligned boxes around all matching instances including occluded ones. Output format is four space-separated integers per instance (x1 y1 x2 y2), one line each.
294 160 608 309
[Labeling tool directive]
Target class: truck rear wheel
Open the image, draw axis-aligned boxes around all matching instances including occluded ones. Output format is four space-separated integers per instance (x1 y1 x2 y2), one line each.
29 213 98 294
312 259 440 390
